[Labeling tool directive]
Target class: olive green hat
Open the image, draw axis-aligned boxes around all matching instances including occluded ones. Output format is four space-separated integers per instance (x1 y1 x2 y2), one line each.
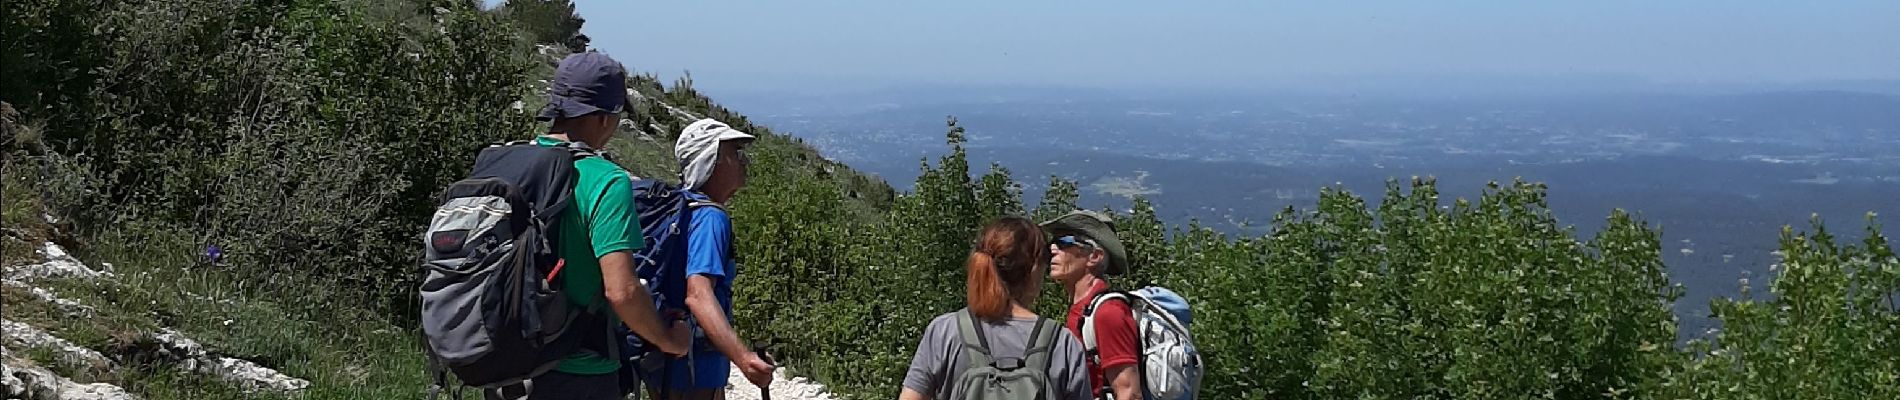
1039 210 1128 276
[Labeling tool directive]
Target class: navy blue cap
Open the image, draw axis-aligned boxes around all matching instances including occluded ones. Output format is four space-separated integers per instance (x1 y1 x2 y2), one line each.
537 52 628 122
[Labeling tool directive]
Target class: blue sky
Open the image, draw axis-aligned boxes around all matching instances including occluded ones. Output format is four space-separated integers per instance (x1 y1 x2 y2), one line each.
490 1 1900 94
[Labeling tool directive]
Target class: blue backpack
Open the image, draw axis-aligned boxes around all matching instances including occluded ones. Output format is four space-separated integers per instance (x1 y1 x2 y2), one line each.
615 179 722 391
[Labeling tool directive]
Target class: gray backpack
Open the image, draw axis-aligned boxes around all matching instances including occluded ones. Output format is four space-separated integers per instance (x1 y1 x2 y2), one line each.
952 310 1064 400
1082 287 1203 400
419 141 615 396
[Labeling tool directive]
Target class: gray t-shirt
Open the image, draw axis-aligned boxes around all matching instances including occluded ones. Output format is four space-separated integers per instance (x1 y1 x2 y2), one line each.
902 310 1092 400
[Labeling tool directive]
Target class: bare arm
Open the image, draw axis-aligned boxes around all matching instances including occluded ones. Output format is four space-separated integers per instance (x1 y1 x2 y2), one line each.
685 274 749 361
898 388 929 400
1106 364 1140 400
601 251 688 355
687 273 775 387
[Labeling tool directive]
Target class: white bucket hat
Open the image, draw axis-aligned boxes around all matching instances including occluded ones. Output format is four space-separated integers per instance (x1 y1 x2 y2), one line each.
675 118 756 190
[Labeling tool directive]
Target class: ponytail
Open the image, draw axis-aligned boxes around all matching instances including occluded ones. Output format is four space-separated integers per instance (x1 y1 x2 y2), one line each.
963 216 1048 322
966 251 1010 321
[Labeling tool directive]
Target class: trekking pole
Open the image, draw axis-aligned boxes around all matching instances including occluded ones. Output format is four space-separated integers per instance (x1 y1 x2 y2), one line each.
654 309 688 400
754 345 777 400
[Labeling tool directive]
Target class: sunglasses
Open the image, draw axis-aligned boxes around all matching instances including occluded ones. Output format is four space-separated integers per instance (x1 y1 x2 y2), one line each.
1051 235 1096 250
732 148 751 167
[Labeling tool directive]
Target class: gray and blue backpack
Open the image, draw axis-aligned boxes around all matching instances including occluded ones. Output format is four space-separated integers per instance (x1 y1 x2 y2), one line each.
418 140 617 397
1081 287 1203 400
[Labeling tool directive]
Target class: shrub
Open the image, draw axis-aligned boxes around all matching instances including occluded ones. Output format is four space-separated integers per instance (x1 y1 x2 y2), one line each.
493 0 585 47
3 0 536 313
1651 217 1900 399
8 2 1894 399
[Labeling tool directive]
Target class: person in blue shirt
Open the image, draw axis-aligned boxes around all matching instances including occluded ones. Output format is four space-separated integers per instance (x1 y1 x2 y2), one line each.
650 118 775 399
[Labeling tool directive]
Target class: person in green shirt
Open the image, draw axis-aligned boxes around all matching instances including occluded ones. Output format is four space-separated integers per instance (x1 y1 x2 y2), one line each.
526 51 691 400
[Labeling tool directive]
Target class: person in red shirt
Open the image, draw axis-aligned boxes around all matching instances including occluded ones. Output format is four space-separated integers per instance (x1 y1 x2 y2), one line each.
1042 210 1142 400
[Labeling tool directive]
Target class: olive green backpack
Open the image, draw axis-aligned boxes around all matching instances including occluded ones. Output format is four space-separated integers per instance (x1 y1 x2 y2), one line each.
952 310 1064 400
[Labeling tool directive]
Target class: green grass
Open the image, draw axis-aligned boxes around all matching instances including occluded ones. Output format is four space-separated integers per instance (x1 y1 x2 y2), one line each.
3 217 436 399
3 152 49 265
115 368 277 400
80 223 435 399
18 337 113 383
608 129 685 181
2 280 158 352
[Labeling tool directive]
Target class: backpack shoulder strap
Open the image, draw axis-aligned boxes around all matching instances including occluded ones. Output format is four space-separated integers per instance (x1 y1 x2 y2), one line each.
1080 291 1131 353
1081 291 1134 400
681 189 726 211
473 138 595 223
956 309 993 369
511 137 603 161
1023 317 1062 373
677 192 728 239
551 140 601 161
423 343 451 400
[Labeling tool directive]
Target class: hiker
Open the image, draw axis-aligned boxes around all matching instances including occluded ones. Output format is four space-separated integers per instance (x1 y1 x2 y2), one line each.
1043 211 1142 400
421 51 693 400
899 216 1092 400
519 51 693 399
642 118 775 400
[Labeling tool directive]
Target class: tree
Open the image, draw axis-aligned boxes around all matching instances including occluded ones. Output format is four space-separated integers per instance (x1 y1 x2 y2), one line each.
495 0 584 47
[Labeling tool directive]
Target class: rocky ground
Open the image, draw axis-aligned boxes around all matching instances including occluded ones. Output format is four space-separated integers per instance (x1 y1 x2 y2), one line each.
719 364 838 400
1 240 840 400
3 242 310 400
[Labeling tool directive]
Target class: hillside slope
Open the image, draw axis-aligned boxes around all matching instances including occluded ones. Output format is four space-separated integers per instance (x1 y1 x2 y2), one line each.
7 1 1897 400
1 0 885 398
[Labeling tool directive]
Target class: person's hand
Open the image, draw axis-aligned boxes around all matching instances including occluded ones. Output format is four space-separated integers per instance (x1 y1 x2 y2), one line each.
737 352 776 388
659 320 693 356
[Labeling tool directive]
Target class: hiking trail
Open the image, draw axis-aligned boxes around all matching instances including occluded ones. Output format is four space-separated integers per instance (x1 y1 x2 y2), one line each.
720 363 838 400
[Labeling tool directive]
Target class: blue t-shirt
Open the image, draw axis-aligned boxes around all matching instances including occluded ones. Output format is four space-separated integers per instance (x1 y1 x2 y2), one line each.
661 192 737 389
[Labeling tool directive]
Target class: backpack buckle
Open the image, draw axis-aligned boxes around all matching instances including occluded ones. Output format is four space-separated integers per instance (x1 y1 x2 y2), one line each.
991 357 1025 371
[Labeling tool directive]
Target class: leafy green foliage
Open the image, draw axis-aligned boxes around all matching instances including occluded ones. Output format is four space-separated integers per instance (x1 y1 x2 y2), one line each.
633 116 973 396
1650 217 1900 399
494 0 586 47
4 0 537 313
6 1 1894 399
731 143 1889 400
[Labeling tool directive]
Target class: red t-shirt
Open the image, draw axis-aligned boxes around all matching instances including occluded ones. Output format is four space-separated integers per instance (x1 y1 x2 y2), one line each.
1065 279 1139 398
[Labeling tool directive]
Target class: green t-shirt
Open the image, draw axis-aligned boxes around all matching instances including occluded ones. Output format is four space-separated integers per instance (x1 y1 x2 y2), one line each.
536 136 643 375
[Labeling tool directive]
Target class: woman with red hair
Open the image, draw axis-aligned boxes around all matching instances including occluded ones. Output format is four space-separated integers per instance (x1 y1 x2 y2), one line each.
898 216 1092 400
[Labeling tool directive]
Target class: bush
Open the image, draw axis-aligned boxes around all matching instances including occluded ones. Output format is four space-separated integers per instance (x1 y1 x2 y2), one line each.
1651 218 1900 399
725 119 1891 400
3 0 536 313
493 0 585 47
9 2 1895 398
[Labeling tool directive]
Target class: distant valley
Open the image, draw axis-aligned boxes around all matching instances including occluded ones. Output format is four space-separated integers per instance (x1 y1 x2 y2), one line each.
728 88 1900 339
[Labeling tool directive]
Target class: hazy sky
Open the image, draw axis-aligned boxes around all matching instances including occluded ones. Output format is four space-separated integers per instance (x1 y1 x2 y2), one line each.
494 1 1900 94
